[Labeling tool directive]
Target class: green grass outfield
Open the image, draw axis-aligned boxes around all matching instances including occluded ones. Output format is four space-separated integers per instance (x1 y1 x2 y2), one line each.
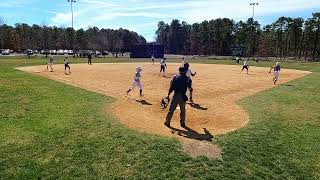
1 56 320 179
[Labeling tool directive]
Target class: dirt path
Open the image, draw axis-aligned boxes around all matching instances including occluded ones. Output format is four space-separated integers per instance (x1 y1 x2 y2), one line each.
18 63 310 158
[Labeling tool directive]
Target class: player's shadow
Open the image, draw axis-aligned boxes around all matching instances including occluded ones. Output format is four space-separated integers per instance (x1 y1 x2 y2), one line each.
187 103 208 111
136 99 153 105
168 126 213 141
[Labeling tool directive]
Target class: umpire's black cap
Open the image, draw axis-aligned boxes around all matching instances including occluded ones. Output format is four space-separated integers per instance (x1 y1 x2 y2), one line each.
179 66 186 73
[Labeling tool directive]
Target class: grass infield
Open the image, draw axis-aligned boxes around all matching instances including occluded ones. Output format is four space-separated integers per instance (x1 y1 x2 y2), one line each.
0 56 320 179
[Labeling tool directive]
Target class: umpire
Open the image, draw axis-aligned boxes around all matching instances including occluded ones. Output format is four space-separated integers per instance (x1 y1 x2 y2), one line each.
164 67 191 128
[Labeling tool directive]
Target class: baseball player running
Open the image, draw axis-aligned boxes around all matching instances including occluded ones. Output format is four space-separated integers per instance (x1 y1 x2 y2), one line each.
241 58 249 74
46 55 54 72
269 62 281 85
126 66 143 96
184 63 196 103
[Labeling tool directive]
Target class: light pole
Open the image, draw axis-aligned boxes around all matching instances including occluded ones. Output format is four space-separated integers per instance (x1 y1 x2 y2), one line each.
67 0 76 57
250 2 259 19
68 0 76 29
249 3 258 56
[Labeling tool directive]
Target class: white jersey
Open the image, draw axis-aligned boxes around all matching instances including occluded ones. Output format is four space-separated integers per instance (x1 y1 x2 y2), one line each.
160 60 166 66
186 69 193 78
48 57 54 64
243 60 248 66
134 71 141 82
64 58 69 64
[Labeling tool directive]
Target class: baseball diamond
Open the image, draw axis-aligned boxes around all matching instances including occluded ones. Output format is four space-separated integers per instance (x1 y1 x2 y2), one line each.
18 63 310 136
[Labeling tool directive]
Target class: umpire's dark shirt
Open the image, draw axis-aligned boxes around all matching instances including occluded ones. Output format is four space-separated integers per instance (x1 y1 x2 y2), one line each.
169 74 190 94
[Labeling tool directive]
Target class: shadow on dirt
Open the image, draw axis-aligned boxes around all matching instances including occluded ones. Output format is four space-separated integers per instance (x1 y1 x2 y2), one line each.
187 103 208 111
136 99 153 105
168 125 213 141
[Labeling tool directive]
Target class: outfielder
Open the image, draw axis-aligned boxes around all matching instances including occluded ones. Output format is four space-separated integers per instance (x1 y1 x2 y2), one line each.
160 58 167 74
241 58 249 74
126 66 143 96
269 62 281 85
64 56 71 75
184 63 196 103
46 55 54 72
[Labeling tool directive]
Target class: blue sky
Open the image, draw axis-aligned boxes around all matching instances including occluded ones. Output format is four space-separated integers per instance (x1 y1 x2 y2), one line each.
0 0 319 41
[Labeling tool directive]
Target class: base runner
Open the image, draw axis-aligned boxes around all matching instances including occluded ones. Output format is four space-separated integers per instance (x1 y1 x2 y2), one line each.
126 66 143 96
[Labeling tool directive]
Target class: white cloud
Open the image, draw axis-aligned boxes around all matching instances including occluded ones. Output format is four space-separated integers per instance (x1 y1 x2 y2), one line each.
47 0 320 40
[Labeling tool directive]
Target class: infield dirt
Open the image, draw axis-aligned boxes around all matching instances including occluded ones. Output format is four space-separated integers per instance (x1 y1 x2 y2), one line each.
18 63 310 158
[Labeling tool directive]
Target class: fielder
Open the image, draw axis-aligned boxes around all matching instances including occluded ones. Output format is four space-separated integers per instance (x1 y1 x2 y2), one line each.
241 58 249 74
269 62 281 85
126 66 143 96
46 55 54 72
181 56 186 66
184 63 196 103
64 56 71 75
151 55 155 65
235 57 240 65
160 58 167 74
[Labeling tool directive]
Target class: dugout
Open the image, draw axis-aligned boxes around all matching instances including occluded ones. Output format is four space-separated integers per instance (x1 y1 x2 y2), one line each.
130 45 164 58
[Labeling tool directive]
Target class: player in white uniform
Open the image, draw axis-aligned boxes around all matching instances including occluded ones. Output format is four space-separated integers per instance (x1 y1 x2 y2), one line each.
151 55 155 65
46 55 54 72
126 66 143 96
269 62 281 85
64 56 71 75
241 59 249 74
160 58 167 74
184 63 196 103
181 56 186 66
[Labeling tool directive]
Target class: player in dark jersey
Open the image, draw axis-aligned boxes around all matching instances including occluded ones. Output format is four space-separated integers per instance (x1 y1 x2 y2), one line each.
164 67 191 128
269 62 281 85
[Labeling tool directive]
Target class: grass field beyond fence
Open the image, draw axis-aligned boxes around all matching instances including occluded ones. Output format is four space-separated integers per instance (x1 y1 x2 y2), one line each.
0 57 320 179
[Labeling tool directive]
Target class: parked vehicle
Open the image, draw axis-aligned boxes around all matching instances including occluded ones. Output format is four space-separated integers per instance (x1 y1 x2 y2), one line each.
27 49 33 55
95 51 101 58
41 49 50 55
50 50 57 55
79 50 93 58
1 49 10 55
57 49 64 55
63 50 69 55
102 51 109 57
67 50 73 55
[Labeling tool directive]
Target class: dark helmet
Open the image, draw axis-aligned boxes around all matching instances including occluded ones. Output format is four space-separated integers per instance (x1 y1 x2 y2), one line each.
184 63 189 69
179 67 186 74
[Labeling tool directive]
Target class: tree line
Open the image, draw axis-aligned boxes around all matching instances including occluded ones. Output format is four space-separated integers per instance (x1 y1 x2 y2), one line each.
0 23 146 52
156 12 320 60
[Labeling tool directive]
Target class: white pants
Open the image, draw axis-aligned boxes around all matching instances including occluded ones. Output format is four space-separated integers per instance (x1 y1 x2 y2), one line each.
274 71 280 80
131 80 142 90
47 62 53 71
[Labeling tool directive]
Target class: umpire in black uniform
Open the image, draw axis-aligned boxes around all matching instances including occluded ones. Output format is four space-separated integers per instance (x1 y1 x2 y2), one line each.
164 66 191 128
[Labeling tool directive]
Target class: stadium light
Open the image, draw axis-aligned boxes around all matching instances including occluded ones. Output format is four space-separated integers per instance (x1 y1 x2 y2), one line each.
67 0 76 57
67 0 76 29
250 2 259 19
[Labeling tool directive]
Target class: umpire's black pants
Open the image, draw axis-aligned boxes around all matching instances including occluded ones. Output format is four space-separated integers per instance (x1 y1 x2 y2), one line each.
165 93 186 126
